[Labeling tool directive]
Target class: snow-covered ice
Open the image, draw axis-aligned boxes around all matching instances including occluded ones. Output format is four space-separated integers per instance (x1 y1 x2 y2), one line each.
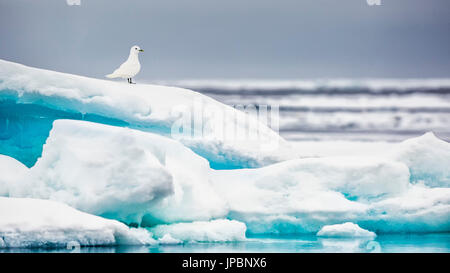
391 132 450 187
317 222 376 238
158 234 183 245
1 120 448 236
0 60 449 249
150 219 247 242
0 155 30 196
5 120 227 225
0 197 155 248
211 132 450 234
0 59 290 169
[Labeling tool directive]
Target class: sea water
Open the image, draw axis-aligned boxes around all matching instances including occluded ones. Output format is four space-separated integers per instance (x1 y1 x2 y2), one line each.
1 234 448 253
163 79 450 142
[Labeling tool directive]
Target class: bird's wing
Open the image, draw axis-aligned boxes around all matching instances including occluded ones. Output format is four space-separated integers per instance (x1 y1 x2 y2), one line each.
116 61 129 71
106 59 140 78
117 61 135 74
106 61 130 78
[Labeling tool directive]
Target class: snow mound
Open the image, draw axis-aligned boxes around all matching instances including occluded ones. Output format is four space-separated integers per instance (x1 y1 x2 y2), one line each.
317 222 376 238
150 219 247 242
158 234 183 245
212 156 410 224
0 155 30 196
0 59 290 169
5 120 226 224
0 197 156 248
391 132 450 187
211 134 450 234
364 185 450 233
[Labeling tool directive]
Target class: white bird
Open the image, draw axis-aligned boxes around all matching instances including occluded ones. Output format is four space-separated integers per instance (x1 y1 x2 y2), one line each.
106 45 144 84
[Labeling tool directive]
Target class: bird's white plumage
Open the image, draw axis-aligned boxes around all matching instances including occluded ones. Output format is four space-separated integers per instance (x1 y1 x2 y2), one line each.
106 45 143 79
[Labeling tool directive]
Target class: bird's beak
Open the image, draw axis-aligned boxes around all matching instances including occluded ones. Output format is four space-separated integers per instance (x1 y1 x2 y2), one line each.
139 49 144 52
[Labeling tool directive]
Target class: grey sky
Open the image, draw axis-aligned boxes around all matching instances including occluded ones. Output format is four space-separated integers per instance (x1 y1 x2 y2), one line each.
0 0 449 80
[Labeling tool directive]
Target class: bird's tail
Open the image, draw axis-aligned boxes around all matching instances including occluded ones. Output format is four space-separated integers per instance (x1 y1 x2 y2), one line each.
105 73 118 78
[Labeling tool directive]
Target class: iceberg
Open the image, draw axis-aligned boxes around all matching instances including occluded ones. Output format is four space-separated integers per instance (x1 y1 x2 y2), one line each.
317 222 376 238
4 119 227 225
0 60 449 246
1 118 449 236
0 197 155 248
0 59 290 169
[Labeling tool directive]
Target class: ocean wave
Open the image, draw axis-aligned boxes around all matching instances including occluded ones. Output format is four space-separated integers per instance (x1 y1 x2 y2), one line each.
154 79 450 96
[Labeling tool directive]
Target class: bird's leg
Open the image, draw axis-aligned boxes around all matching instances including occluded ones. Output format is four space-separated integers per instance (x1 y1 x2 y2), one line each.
130 78 136 84
127 78 130 83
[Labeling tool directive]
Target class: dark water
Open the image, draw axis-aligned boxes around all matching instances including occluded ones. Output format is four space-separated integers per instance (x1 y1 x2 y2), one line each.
1 234 449 253
161 80 450 142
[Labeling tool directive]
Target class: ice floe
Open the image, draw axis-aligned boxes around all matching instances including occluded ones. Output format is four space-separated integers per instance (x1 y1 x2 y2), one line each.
0 197 155 248
317 222 376 238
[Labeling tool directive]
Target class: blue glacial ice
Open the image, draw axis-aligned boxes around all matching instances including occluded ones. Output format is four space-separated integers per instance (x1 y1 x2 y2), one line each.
0 60 449 248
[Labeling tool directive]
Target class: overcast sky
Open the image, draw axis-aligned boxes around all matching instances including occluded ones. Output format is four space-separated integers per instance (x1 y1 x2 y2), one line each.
0 0 449 80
